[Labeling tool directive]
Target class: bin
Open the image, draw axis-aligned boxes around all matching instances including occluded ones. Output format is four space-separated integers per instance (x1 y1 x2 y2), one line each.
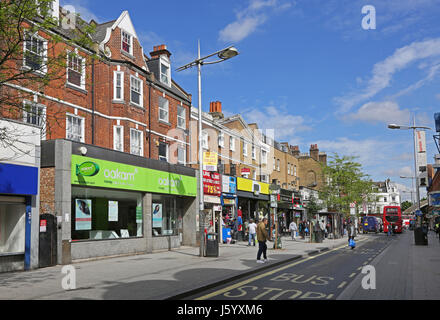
205 233 219 257
414 227 428 245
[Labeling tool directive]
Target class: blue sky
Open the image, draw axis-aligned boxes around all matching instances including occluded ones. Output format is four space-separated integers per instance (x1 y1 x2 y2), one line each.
62 0 440 199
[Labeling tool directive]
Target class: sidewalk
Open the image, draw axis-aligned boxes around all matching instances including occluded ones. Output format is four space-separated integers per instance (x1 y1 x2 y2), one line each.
0 234 362 300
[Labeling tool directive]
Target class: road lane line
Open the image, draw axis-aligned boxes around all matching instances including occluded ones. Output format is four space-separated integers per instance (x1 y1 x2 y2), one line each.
194 242 350 300
349 273 356 278
338 281 347 289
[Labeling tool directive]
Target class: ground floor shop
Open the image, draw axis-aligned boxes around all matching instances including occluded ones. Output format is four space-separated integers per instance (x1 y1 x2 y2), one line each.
40 140 198 265
0 163 39 272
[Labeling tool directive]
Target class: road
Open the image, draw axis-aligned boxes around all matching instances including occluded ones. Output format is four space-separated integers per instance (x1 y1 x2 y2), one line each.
184 232 396 300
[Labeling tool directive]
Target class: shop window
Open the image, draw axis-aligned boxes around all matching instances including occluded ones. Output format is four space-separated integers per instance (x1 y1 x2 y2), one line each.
152 195 186 237
0 203 26 254
71 187 143 241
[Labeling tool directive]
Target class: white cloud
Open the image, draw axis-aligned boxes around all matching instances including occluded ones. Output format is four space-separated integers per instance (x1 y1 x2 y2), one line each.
242 105 311 140
383 166 413 178
61 0 99 23
219 0 293 43
335 38 440 113
344 101 411 125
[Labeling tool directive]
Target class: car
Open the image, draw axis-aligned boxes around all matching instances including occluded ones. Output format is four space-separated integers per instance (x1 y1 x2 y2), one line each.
362 216 379 234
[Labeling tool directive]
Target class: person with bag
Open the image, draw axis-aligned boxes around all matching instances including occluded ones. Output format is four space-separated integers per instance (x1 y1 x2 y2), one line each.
347 222 356 249
256 218 269 264
289 220 298 241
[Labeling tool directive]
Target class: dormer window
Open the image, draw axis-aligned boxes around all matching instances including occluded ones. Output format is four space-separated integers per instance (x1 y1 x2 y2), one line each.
160 58 171 86
121 31 132 55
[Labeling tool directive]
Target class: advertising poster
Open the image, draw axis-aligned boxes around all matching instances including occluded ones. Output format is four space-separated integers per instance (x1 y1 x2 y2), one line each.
108 201 118 222
136 205 143 224
152 203 163 228
75 199 92 230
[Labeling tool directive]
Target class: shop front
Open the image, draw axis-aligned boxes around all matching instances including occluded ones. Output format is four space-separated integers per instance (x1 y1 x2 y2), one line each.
41 140 198 264
236 177 270 223
203 171 222 237
0 163 39 272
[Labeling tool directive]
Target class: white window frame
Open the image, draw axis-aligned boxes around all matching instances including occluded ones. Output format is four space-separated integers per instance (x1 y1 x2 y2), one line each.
218 132 225 148
113 71 124 101
66 113 85 143
288 163 291 175
160 57 171 87
252 145 256 160
261 149 267 164
177 146 186 165
113 125 124 152
159 96 169 123
66 50 86 90
23 100 45 128
177 105 186 129
23 32 48 74
159 141 169 162
229 136 235 151
294 165 297 177
130 128 143 156
202 131 208 150
277 159 280 172
243 141 248 157
130 75 143 107
121 30 133 55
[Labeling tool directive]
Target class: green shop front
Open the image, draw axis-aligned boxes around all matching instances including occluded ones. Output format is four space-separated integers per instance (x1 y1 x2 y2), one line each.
41 140 198 264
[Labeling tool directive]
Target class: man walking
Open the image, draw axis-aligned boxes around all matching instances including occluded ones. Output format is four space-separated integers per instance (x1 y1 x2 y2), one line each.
257 218 269 264
248 219 257 246
289 220 298 241
347 221 356 245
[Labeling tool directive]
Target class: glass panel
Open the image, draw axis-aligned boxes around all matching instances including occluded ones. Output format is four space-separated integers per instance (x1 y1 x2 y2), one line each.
0 204 26 254
152 195 178 237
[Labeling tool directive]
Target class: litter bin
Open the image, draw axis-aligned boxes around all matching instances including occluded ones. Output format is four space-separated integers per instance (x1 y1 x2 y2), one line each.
205 233 219 257
414 227 428 245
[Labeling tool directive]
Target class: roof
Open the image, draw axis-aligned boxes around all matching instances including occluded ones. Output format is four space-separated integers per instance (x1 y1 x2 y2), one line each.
91 20 116 43
403 199 429 215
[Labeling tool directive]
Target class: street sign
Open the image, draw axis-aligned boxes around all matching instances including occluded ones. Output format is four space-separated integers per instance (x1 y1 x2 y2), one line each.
415 210 423 217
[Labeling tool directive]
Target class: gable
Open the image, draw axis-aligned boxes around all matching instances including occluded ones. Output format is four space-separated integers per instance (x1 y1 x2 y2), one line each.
112 11 138 39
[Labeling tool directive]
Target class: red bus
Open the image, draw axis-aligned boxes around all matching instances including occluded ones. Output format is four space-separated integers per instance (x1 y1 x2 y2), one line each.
383 206 402 234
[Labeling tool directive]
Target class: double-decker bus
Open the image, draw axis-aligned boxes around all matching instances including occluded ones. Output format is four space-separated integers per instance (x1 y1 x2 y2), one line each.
383 206 402 234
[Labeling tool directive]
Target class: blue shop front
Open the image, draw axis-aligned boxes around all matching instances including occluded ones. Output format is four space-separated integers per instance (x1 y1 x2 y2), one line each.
0 163 39 272
221 175 237 243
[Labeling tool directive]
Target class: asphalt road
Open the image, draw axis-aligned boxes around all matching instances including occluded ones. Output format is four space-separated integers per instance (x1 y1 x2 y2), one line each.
185 233 396 300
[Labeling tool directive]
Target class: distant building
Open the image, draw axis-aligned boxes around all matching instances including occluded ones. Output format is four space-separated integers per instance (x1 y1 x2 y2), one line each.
363 179 401 215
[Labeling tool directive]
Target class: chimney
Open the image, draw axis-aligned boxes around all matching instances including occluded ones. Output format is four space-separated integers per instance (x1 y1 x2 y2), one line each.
310 144 319 161
150 44 172 59
209 101 224 120
319 152 327 165
291 145 300 157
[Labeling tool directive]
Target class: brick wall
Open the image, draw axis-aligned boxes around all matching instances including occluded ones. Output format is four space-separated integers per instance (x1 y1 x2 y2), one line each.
40 167 55 215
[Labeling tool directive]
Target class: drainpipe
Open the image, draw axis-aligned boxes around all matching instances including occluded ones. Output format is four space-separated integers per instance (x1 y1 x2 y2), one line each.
91 57 95 145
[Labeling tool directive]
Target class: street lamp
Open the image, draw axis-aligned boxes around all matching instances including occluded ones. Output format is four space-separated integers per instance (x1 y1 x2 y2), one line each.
388 117 432 244
177 42 239 257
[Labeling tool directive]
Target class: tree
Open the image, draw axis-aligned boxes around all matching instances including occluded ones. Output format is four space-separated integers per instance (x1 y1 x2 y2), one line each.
305 194 323 220
0 0 96 159
319 153 373 218
401 201 413 212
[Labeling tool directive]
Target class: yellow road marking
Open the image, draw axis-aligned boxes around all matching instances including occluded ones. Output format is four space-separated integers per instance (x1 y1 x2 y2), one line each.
194 243 349 301
337 281 347 289
349 273 357 278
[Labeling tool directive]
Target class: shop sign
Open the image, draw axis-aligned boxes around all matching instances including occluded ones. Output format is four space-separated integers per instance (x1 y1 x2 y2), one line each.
71 155 197 197
222 175 236 194
223 198 236 205
270 195 278 208
429 192 440 207
203 152 218 172
203 171 221 196
237 177 269 195
241 168 251 175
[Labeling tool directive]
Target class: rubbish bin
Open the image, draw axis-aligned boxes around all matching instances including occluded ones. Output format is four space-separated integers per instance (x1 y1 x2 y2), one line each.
205 233 219 257
414 227 428 246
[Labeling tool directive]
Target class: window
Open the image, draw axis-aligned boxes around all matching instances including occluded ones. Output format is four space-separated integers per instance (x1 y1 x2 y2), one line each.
288 163 291 175
177 146 186 165
202 131 208 149
218 132 225 148
229 136 235 151
71 187 143 241
273 157 276 170
177 105 185 129
114 71 124 101
243 141 248 156
24 33 47 73
294 165 297 177
0 203 26 254
130 76 143 107
152 195 187 237
159 142 168 162
23 101 45 127
66 114 84 142
261 174 269 183
67 52 85 89
160 61 171 86
252 146 256 160
261 150 267 164
252 170 257 180
277 159 280 172
159 97 169 123
130 128 143 156
121 31 132 55
113 126 124 152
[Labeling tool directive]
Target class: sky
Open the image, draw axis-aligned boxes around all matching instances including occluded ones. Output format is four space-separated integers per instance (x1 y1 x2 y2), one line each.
61 0 440 201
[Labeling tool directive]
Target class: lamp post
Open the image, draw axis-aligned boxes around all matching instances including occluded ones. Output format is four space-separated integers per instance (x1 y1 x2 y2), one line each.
400 175 416 204
177 42 239 257
388 117 432 244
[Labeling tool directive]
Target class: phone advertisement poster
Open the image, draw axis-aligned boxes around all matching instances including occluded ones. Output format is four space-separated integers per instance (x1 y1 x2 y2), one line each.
76 199 92 230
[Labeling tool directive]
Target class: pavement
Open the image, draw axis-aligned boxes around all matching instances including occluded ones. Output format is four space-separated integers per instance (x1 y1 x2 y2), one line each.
0 234 358 300
338 230 440 300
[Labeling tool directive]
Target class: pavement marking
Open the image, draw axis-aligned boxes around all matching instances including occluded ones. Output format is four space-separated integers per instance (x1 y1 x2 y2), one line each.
357 267 363 271
326 294 334 300
337 281 348 289
349 273 357 278
194 242 350 301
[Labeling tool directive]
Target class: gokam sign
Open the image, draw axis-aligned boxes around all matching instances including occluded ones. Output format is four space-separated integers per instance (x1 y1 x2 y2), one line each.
71 155 196 197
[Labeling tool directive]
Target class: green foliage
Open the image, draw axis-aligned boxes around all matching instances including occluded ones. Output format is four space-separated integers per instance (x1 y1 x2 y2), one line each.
305 194 323 220
401 201 413 212
319 153 373 217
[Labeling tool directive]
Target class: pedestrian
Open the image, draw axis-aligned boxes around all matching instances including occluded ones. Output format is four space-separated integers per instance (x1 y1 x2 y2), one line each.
289 220 298 241
248 219 257 246
347 221 356 245
256 218 269 263
387 223 393 237
435 222 440 238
